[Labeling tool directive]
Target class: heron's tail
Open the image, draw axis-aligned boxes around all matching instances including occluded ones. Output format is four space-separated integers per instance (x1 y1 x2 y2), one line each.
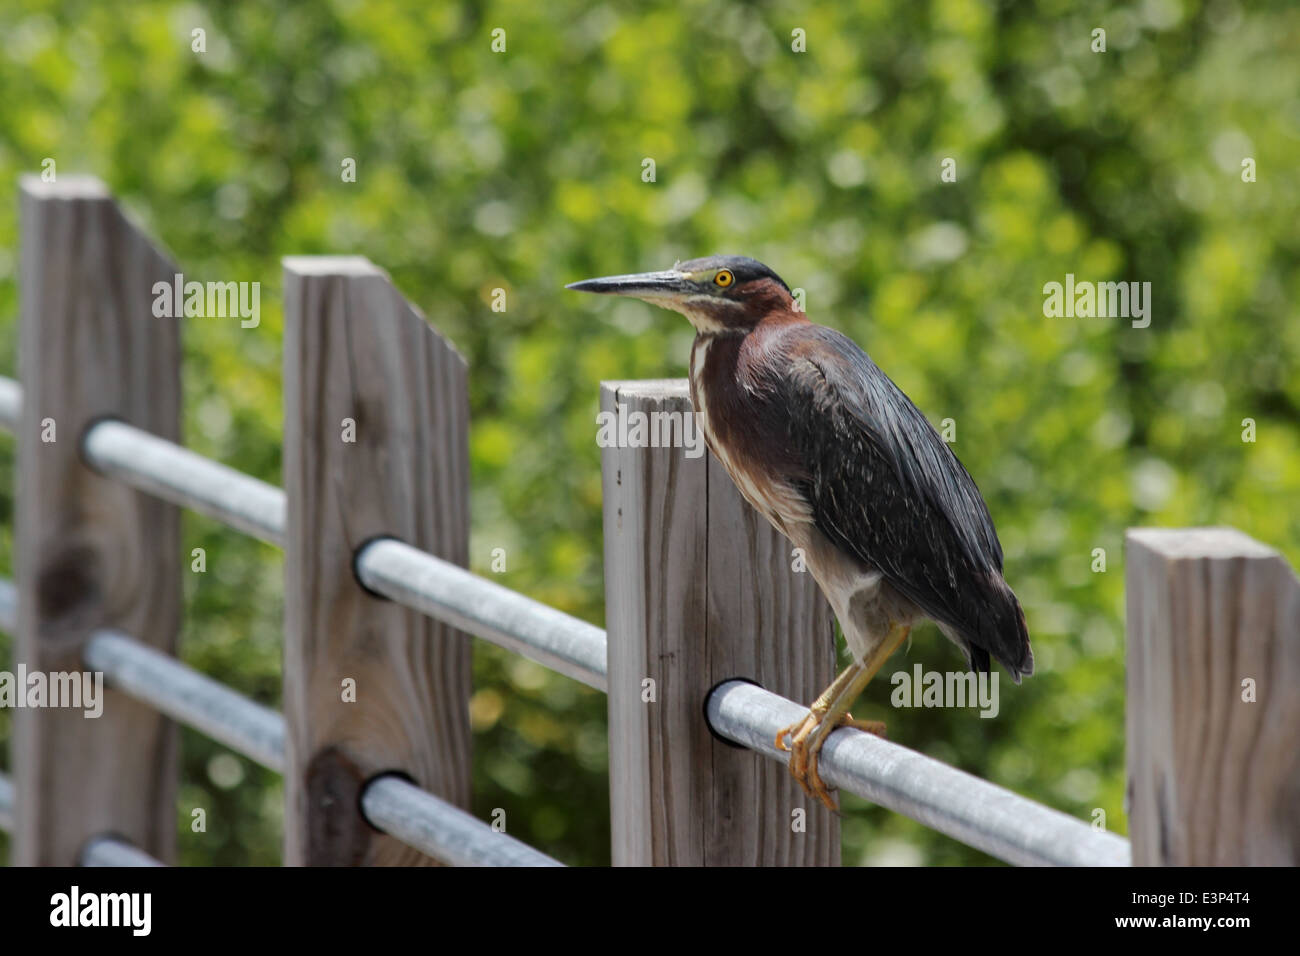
966 575 1034 684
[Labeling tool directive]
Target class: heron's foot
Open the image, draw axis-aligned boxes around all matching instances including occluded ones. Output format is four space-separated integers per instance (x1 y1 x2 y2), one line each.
775 711 834 809
774 712 816 753
775 711 887 811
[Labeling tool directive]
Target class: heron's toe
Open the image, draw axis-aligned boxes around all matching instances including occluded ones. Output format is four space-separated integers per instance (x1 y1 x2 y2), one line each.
841 713 887 737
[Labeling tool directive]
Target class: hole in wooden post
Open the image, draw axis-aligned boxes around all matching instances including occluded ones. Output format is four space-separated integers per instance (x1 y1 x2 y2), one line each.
351 534 401 600
703 677 763 749
76 413 126 475
357 769 419 833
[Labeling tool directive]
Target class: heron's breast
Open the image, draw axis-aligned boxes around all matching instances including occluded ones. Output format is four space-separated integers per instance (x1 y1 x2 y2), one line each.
690 336 812 531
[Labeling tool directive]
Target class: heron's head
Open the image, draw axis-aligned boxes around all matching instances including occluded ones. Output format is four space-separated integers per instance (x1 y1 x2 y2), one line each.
566 255 795 335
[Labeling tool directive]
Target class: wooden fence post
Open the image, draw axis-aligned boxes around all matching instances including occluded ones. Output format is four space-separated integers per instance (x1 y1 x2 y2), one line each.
14 175 182 865
281 257 471 865
600 380 840 865
1126 527 1300 865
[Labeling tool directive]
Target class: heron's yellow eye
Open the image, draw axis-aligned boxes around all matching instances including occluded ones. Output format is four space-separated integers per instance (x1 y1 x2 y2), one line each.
715 270 734 288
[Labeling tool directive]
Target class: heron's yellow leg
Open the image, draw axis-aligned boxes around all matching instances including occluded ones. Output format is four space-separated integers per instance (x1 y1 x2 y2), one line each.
775 661 861 753
779 622 911 810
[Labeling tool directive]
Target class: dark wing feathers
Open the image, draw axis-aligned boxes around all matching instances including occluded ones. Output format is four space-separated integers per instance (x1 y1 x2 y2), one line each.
774 325 1033 680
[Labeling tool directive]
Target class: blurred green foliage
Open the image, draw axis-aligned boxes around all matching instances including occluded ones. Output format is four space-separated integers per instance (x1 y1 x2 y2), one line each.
0 0 1296 866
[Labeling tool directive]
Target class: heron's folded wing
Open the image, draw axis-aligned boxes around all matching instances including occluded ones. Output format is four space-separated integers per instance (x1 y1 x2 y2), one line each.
774 326 1031 678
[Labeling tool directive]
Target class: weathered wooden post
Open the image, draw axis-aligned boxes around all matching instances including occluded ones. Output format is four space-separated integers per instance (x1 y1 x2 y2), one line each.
1126 527 1300 865
281 257 472 865
14 175 182 864
601 379 840 865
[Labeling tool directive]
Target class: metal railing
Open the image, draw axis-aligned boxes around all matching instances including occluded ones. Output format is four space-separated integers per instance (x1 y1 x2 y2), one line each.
0 379 605 691
0 373 1128 866
0 577 560 868
707 681 1129 866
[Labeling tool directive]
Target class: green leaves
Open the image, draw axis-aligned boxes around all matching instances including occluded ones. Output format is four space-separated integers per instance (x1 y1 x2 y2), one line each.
0 0 1295 866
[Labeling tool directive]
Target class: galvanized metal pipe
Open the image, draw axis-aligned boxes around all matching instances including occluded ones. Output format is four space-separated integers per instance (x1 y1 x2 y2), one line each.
82 418 287 548
0 371 282 545
355 538 607 690
82 630 286 773
0 577 14 632
361 776 564 867
0 375 19 432
706 679 1131 867
81 836 166 867
83 419 607 688
0 772 13 833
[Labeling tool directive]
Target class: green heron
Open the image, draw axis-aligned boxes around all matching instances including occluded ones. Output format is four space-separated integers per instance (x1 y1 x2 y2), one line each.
568 255 1033 809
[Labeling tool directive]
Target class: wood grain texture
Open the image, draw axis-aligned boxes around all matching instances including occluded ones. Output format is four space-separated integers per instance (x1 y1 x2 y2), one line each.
1126 527 1300 865
282 257 471 866
14 175 181 865
601 380 839 866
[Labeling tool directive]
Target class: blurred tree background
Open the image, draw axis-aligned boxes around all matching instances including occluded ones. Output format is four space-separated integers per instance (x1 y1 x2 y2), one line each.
0 0 1296 866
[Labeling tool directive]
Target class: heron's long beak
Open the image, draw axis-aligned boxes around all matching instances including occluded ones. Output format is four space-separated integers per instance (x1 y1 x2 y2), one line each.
566 270 692 301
